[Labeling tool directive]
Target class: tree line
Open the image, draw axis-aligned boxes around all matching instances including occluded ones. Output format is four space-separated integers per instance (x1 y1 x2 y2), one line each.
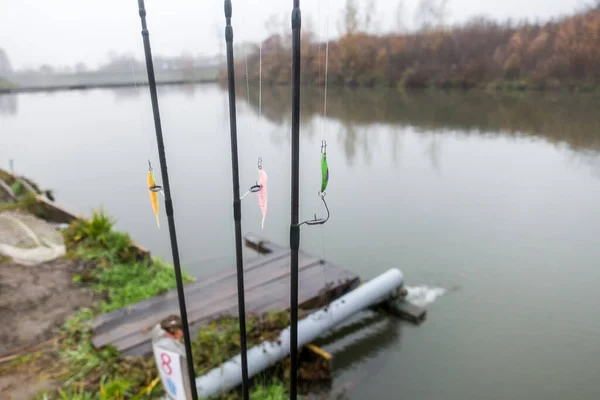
221 1 600 91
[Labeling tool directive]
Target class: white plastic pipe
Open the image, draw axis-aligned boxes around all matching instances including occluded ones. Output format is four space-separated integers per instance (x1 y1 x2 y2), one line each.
195 268 404 398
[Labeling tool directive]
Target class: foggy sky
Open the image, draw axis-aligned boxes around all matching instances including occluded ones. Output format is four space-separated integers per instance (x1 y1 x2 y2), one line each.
0 0 588 70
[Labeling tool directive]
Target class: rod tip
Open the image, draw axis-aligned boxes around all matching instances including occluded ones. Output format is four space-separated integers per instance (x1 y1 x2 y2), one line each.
224 0 232 18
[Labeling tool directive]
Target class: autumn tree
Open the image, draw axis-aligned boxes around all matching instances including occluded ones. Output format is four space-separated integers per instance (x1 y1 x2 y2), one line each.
223 2 600 91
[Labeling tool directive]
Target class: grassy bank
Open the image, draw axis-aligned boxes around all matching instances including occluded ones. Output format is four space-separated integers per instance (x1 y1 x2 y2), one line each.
0 77 17 90
0 194 320 399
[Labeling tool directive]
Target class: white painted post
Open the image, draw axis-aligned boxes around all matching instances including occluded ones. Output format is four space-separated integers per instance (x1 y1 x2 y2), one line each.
151 324 192 400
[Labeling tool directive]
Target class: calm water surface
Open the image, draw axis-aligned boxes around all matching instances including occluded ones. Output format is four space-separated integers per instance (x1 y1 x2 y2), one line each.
2 85 600 399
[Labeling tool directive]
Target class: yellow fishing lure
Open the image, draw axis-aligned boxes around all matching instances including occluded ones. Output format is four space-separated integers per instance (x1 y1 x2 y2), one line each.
147 162 160 228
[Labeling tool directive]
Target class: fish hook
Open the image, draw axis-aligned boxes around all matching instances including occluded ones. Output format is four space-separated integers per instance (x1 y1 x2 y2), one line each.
299 191 330 226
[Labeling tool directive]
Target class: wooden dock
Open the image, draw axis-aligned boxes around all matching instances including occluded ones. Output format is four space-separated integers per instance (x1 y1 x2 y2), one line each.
91 235 360 356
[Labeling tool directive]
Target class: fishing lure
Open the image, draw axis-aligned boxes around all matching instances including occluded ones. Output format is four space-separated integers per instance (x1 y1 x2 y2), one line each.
320 140 329 194
241 158 268 229
301 141 330 227
258 168 267 229
147 161 161 228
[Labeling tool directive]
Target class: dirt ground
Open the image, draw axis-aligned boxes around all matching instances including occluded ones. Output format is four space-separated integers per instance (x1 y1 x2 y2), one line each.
0 258 95 400
0 259 95 357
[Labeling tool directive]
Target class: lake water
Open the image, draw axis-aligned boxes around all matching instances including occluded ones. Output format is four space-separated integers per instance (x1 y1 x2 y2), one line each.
2 85 600 399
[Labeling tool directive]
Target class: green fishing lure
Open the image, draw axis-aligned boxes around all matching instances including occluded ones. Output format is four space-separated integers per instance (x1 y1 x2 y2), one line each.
320 151 329 193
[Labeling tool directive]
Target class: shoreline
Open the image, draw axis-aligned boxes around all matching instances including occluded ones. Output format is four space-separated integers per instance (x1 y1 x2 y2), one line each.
0 77 217 95
0 169 327 399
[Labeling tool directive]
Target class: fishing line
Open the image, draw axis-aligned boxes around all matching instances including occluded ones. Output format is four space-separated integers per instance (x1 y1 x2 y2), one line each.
316 0 333 328
244 49 250 105
129 49 165 231
242 41 259 159
295 0 330 230
129 55 154 164
258 41 262 122
238 38 268 231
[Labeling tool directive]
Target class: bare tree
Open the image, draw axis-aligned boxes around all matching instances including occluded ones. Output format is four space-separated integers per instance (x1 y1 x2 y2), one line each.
264 13 280 34
339 0 359 35
363 0 380 34
394 0 406 34
415 0 451 31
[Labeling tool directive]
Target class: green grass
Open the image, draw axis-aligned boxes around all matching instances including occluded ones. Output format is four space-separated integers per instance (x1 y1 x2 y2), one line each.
93 259 193 313
193 313 293 400
0 209 188 399
11 179 24 196
5 209 298 399
63 209 193 312
193 312 290 375
0 78 17 89
248 381 287 400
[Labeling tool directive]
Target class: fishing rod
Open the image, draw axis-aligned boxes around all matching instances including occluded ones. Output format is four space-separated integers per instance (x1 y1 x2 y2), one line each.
223 1 251 400
289 1 331 398
135 1 199 399
289 0 302 399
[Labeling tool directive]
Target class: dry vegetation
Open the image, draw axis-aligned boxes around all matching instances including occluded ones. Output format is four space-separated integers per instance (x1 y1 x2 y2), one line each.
223 1 600 91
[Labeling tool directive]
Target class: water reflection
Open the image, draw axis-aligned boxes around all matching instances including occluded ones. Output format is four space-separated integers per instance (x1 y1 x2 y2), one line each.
111 83 199 102
425 133 442 174
0 94 17 115
317 312 402 371
236 86 600 165
112 87 140 102
315 313 402 399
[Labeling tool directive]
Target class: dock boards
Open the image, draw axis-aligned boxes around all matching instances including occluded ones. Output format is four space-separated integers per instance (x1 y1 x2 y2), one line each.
91 235 360 356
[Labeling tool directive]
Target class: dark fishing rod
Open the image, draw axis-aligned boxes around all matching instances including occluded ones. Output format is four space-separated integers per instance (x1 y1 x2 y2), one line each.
223 1 251 399
290 0 302 399
136 1 199 399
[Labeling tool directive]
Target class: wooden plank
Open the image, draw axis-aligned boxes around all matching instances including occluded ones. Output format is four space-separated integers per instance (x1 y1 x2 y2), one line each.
305 344 332 361
0 178 16 201
114 261 333 355
118 262 357 356
92 250 308 347
90 233 361 357
251 269 359 315
93 251 318 347
18 177 39 196
244 233 285 254
92 249 290 334
111 262 355 355
384 300 427 324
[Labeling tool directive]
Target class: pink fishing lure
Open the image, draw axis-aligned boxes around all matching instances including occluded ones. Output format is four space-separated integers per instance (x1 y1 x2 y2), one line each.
258 169 267 229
